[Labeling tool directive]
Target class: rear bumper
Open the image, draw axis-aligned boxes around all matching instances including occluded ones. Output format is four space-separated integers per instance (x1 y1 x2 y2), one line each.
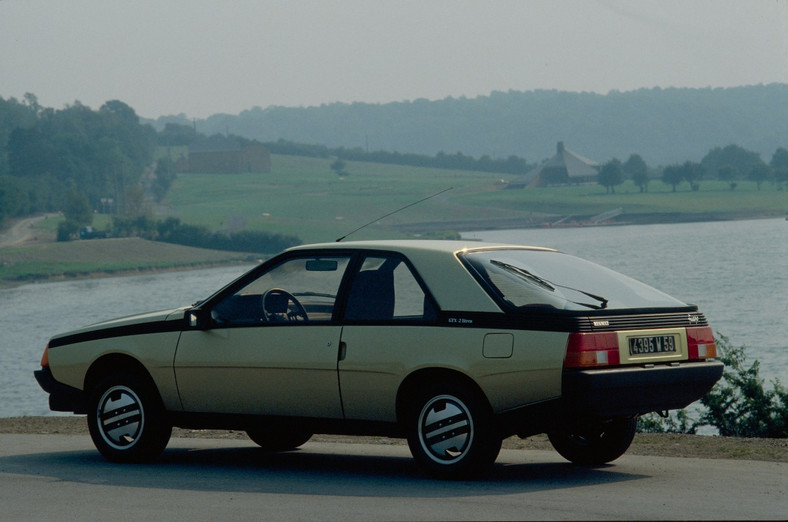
561 360 724 417
34 367 87 414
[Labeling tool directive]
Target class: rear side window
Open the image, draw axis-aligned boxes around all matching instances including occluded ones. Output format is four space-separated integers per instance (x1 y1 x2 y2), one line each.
344 255 437 322
460 249 686 311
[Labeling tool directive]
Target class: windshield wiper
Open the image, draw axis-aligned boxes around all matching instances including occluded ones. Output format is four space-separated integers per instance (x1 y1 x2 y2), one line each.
491 260 555 291
490 260 608 309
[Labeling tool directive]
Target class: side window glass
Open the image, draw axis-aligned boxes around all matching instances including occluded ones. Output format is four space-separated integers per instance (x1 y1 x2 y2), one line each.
211 256 350 326
344 256 436 322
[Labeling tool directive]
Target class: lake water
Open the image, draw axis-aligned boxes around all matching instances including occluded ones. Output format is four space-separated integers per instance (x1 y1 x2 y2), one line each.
1 218 785 418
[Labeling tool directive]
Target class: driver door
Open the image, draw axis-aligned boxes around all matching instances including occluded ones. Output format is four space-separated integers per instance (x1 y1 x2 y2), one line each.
174 255 351 418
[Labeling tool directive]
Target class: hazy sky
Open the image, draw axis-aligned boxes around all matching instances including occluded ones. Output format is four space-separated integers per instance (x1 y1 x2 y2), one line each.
1 0 786 119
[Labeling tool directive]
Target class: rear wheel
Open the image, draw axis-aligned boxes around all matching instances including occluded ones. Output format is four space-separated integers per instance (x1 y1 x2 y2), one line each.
246 427 312 451
548 417 636 465
87 372 171 463
406 382 501 480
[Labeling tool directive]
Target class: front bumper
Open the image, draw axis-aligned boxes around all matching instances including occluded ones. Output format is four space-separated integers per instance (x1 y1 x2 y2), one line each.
34 367 87 414
561 360 724 417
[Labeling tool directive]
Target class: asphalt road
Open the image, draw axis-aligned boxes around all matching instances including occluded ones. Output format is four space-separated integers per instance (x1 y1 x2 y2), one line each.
2 434 785 521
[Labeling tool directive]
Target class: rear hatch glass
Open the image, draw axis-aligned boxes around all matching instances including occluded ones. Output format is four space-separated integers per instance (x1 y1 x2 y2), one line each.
460 249 687 311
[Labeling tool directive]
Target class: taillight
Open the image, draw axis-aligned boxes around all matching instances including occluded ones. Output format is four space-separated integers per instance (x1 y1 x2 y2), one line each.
40 343 50 368
686 326 717 360
564 332 620 368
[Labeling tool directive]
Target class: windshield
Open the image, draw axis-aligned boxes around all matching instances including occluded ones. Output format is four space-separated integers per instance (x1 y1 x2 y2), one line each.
460 249 687 311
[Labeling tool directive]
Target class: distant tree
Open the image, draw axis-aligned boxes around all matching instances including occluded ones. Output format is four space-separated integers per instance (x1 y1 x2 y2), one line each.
0 95 38 176
63 191 93 226
701 144 763 180
661 165 684 192
770 148 788 190
598 159 624 194
770 147 788 170
152 157 177 202
0 176 26 224
157 122 197 147
748 162 772 190
58 191 93 242
122 185 149 217
717 165 738 190
623 154 649 192
680 161 705 191
100 99 139 125
330 158 347 176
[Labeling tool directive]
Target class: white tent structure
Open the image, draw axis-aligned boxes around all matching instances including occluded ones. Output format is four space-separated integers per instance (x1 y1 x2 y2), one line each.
507 142 599 188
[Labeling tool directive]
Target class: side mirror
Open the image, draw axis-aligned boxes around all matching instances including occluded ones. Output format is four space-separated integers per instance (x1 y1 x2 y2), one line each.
187 308 210 329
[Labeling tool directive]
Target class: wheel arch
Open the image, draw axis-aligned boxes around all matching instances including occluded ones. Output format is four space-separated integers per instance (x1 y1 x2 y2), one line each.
395 367 492 426
84 353 158 398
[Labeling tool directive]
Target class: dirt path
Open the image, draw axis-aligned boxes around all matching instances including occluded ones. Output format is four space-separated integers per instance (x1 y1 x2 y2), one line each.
0 214 54 248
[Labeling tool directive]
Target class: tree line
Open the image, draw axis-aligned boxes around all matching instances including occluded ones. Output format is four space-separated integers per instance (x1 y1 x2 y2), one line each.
0 95 162 224
597 145 788 194
153 84 788 166
260 138 535 175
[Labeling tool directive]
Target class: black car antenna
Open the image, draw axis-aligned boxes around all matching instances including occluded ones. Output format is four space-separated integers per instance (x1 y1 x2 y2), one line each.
335 187 453 242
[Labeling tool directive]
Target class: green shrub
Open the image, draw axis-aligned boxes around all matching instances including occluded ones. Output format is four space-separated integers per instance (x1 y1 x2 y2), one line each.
56 219 80 241
110 216 301 254
638 335 788 437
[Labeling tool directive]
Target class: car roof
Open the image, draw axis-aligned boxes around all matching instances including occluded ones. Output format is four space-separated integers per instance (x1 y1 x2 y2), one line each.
287 239 556 255
286 240 557 313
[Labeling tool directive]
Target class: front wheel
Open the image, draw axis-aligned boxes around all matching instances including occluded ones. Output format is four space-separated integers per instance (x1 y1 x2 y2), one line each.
548 417 636 465
406 383 501 480
87 372 172 463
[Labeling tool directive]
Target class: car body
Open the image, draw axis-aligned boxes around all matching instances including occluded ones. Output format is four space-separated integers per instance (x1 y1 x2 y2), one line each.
35 240 723 478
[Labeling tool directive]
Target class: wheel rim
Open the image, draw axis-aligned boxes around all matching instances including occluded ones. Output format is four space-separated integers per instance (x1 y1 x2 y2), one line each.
95 385 144 450
417 394 474 464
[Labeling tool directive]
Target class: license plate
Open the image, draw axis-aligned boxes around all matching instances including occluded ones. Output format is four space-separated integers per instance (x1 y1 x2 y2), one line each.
628 335 677 356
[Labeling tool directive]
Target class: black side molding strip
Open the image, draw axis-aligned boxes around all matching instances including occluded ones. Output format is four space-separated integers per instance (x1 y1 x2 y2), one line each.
49 319 183 349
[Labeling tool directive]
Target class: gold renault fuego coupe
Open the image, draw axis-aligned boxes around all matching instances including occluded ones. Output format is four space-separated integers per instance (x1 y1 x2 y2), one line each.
35 240 723 479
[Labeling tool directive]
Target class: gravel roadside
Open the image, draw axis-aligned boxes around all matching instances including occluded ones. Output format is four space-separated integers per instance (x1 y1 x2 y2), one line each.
2 416 786 462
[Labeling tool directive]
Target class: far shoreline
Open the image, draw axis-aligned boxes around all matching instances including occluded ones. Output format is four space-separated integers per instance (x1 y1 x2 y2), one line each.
1 212 784 289
398 210 784 234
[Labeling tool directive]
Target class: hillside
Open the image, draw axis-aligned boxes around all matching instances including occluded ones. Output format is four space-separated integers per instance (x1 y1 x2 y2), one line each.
152 84 788 166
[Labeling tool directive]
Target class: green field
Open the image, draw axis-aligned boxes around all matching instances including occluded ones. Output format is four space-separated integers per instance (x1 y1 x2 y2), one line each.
164 154 786 243
164 155 507 243
0 237 255 285
2 153 785 285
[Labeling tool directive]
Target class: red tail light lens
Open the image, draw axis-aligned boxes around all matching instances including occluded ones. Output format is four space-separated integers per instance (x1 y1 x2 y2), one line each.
564 332 620 368
40 343 50 368
686 326 717 360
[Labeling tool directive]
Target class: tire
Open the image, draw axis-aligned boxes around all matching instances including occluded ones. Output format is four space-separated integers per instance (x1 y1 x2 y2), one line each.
246 427 312 452
405 382 501 480
87 372 172 463
548 417 636 466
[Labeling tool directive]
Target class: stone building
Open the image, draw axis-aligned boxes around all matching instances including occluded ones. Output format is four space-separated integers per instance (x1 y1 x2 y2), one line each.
187 141 271 174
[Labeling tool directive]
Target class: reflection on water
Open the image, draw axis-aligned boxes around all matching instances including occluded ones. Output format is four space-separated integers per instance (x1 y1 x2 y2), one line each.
1 218 785 418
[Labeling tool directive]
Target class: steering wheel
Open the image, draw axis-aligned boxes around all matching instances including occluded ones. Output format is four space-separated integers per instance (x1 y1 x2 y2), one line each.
262 288 308 322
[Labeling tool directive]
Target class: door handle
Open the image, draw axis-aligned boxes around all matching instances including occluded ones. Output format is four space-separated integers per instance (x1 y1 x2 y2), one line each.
338 341 347 361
